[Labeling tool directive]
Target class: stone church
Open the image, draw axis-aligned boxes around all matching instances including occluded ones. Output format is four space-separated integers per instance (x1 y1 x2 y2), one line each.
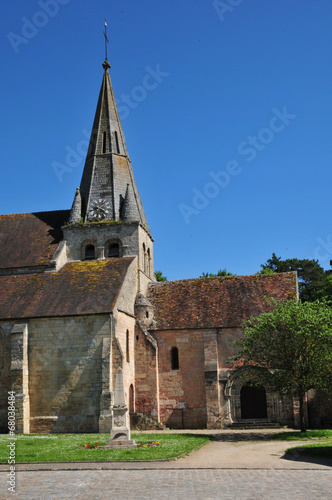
0 56 307 434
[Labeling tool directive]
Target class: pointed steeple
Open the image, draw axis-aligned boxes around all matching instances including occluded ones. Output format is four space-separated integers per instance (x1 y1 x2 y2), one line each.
68 188 82 224
79 60 150 232
121 183 140 222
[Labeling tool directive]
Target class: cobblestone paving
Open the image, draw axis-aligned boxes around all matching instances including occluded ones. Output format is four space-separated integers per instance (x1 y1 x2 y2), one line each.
1 469 331 500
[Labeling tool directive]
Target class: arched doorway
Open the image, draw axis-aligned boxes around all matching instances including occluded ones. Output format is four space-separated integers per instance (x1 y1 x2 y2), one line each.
241 383 267 419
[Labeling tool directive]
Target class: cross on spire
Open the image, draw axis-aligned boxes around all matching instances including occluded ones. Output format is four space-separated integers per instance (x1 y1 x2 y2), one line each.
103 18 109 61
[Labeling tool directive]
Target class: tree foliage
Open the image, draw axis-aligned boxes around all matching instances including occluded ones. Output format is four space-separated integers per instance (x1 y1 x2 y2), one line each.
260 253 330 302
154 270 167 282
235 299 332 431
200 268 233 278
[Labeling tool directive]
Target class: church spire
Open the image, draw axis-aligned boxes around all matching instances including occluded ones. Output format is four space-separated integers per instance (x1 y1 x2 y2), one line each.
79 49 150 231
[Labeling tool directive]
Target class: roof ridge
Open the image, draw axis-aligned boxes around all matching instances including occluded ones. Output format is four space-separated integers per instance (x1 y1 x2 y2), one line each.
0 209 69 218
150 271 297 286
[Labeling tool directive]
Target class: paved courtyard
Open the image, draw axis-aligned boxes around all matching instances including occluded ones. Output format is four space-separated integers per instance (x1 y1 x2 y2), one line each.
3 469 331 500
1 430 331 499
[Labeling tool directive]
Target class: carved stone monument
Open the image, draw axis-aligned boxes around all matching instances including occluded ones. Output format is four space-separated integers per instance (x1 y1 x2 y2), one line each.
101 367 136 449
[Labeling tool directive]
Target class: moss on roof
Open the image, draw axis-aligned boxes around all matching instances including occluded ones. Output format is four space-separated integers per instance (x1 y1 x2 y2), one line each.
148 272 298 330
0 257 134 320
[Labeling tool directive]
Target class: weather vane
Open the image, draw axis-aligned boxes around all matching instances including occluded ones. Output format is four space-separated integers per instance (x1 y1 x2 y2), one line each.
103 18 109 61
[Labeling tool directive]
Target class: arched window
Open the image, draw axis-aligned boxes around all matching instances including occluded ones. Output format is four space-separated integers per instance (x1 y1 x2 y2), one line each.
147 248 151 276
85 244 95 260
108 243 120 258
171 347 179 370
142 243 147 273
129 384 134 413
126 330 130 363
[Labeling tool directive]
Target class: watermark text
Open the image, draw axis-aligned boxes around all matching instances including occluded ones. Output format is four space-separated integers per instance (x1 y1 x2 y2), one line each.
179 106 296 224
8 0 71 54
7 391 16 493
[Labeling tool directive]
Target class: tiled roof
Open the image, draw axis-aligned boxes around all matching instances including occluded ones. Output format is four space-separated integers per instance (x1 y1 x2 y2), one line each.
148 272 298 330
0 210 69 270
0 258 134 319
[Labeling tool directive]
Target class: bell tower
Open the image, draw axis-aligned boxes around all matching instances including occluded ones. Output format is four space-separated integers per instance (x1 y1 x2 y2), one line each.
63 41 154 293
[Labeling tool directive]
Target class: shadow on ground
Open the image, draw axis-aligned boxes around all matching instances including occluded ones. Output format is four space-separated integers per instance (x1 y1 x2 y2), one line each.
210 432 280 442
281 448 332 468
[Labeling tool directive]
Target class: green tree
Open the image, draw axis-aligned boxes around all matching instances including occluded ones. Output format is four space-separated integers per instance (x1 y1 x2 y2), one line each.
323 274 332 301
260 253 328 302
200 268 233 278
155 270 167 282
256 268 275 275
235 299 332 431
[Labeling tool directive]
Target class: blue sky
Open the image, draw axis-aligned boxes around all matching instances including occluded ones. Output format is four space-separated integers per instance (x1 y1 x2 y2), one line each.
1 1 332 280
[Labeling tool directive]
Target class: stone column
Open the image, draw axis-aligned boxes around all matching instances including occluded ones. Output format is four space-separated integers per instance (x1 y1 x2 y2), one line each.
101 367 136 449
203 330 221 429
11 324 30 434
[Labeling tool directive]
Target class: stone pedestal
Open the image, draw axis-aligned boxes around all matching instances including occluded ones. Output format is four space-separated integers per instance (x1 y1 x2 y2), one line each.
101 367 136 449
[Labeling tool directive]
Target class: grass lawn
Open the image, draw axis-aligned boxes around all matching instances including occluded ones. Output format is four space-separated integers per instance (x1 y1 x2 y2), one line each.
0 433 210 463
271 429 332 441
272 429 332 459
286 443 332 459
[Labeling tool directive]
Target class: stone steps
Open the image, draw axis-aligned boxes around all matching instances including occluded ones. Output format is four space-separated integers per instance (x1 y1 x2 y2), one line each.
225 421 281 429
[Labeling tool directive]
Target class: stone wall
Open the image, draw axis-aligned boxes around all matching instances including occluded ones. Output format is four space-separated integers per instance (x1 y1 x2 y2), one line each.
115 258 138 316
63 222 154 295
113 311 136 409
134 324 159 420
10 323 30 433
314 391 332 428
217 327 243 369
0 321 30 433
149 326 296 429
154 329 207 429
63 222 141 262
138 225 154 291
28 315 111 433
0 322 14 432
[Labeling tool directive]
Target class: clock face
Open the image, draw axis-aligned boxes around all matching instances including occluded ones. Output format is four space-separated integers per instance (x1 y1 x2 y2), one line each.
89 198 111 221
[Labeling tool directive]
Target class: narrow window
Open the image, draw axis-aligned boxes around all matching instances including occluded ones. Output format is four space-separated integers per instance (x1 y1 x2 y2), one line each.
85 244 95 260
126 330 130 363
114 131 120 154
171 347 179 370
108 243 120 258
146 311 149 319
143 243 147 273
129 384 134 413
147 248 151 276
103 131 107 154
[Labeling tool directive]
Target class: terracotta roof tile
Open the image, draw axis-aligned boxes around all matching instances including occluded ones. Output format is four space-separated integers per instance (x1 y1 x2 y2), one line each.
148 272 297 330
0 257 134 319
0 210 69 270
